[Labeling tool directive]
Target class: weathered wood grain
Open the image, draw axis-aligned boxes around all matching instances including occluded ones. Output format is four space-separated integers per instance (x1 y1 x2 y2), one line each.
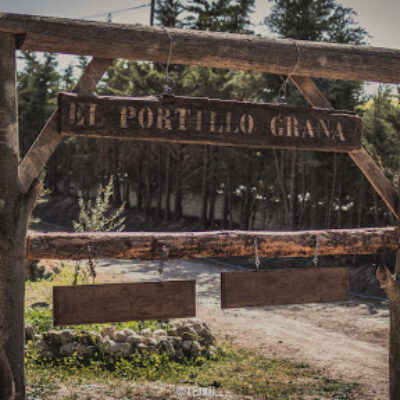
18 58 112 194
58 93 363 152
0 13 399 84
221 267 349 308
26 227 400 260
53 280 196 326
290 75 399 218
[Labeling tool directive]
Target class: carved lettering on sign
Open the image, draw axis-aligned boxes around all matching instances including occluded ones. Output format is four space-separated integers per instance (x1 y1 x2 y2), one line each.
59 93 363 152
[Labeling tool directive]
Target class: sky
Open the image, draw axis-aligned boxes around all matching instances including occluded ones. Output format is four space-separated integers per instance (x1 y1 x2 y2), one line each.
1 0 399 91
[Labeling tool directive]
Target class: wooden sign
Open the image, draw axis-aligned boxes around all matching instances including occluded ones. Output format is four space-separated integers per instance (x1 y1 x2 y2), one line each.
221 267 349 308
53 280 196 326
59 93 363 152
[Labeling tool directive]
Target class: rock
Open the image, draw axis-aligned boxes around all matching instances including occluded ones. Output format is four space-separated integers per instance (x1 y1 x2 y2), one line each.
140 328 152 337
78 331 96 345
153 329 166 337
198 329 215 346
59 329 74 345
144 337 158 347
94 333 103 345
136 343 148 353
158 339 175 358
114 331 127 343
52 265 61 274
31 302 50 309
127 334 143 345
35 340 48 353
146 346 159 354
100 326 116 339
192 321 209 337
77 344 97 358
43 330 63 345
116 343 132 357
122 328 134 336
42 350 55 360
76 343 88 357
37 264 46 274
208 345 217 359
191 341 201 356
167 327 178 336
166 336 182 348
43 271 53 280
177 326 197 340
86 345 97 358
175 348 184 360
100 339 119 354
25 324 35 341
59 342 76 357
182 340 192 352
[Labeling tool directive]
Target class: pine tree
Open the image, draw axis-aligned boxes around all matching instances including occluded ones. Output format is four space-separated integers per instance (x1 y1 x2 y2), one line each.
18 52 60 157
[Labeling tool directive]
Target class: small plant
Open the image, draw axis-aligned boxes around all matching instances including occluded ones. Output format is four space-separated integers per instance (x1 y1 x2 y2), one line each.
72 176 126 284
73 176 125 233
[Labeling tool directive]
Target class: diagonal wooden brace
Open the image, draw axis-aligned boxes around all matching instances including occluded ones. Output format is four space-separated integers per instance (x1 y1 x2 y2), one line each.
290 75 399 219
18 57 113 194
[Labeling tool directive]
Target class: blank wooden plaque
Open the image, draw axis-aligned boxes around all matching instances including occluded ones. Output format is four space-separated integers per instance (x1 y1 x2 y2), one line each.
221 267 349 308
53 280 196 326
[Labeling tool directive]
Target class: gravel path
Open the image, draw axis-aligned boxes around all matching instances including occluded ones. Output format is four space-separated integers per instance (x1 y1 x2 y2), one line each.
96 258 389 399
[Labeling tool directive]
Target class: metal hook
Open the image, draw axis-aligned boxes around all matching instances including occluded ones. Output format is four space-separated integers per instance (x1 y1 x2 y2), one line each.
254 237 260 270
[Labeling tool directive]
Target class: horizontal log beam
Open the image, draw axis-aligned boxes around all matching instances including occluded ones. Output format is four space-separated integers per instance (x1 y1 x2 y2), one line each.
1 13 400 84
27 227 400 260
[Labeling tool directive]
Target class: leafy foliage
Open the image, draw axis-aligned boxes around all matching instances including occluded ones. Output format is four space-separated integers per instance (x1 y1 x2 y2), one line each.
73 176 125 233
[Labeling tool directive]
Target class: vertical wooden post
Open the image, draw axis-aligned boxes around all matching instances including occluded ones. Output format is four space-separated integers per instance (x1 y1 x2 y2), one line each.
0 32 38 400
390 249 400 400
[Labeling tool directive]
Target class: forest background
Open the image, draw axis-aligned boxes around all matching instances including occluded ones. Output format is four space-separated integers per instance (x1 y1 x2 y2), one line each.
19 0 400 232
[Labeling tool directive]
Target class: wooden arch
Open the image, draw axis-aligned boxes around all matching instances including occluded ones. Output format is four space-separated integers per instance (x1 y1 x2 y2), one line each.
0 12 399 399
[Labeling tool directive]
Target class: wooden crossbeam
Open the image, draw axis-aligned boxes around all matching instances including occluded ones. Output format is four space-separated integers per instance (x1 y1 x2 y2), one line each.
18 57 112 194
0 13 400 84
290 75 399 219
26 227 399 260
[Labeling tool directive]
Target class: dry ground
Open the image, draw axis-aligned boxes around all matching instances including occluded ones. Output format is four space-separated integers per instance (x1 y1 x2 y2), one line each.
96 258 389 400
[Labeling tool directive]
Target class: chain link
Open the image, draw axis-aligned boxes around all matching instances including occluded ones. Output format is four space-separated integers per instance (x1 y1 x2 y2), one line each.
87 244 97 285
313 237 319 267
158 245 169 280
161 26 175 95
254 237 260 270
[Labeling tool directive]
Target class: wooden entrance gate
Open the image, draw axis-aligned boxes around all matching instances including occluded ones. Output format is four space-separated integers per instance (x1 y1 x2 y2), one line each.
0 13 400 399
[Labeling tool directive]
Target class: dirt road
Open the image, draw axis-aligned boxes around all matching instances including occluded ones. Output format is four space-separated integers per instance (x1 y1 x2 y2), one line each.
96 258 389 399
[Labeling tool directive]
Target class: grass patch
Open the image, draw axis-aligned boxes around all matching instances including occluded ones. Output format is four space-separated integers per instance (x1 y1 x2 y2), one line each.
25 264 359 399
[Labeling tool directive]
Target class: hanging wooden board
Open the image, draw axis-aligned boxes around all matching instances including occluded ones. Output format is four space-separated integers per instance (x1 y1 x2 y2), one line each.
221 267 349 308
53 280 196 326
58 93 363 152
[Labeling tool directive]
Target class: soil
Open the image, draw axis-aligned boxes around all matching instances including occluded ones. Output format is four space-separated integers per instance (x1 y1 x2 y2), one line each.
93 257 390 400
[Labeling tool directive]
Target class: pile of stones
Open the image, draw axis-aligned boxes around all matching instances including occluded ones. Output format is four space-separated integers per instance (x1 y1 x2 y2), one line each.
28 319 217 362
26 260 62 280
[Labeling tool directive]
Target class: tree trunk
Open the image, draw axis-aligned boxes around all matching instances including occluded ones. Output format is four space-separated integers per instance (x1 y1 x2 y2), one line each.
0 33 39 400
